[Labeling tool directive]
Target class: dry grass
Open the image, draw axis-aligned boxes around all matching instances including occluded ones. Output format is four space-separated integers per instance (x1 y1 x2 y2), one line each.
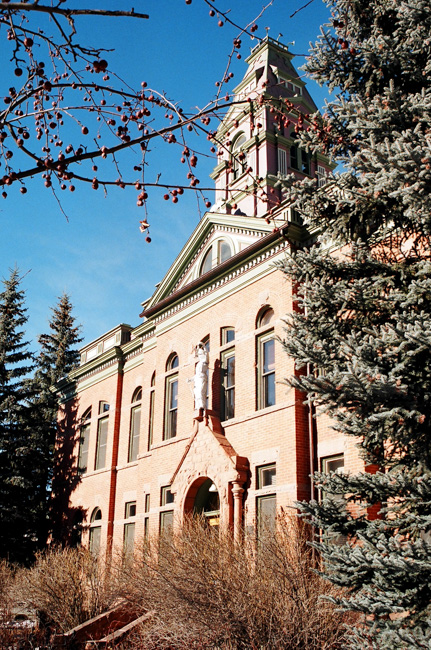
4 515 354 648
16 545 120 634
119 513 353 649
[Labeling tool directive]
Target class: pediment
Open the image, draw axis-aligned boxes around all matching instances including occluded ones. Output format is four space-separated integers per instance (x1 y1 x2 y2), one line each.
170 414 248 509
141 211 273 314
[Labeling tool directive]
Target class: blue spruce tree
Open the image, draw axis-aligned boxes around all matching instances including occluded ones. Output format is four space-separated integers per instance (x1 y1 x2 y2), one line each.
277 0 431 646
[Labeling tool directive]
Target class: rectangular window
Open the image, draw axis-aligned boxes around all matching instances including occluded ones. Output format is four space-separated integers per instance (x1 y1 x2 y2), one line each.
221 327 235 345
160 510 174 534
301 151 311 176
94 417 108 470
257 464 276 489
164 376 178 440
143 517 149 541
221 350 235 421
125 501 136 518
89 526 101 555
317 165 327 187
257 334 275 409
123 523 135 555
160 486 174 506
277 148 287 176
290 145 298 170
145 494 151 513
322 455 344 475
148 389 155 450
128 405 141 462
256 495 276 538
78 423 90 473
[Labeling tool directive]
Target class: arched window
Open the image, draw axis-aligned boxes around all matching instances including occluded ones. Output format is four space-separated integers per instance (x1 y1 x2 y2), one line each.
200 248 213 275
232 134 247 179
256 306 274 329
256 307 276 410
78 408 91 473
199 240 232 277
89 507 102 555
165 355 179 440
166 353 179 371
128 388 142 463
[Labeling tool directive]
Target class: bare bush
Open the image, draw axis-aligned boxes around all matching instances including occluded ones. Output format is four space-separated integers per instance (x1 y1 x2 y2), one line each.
0 559 15 621
120 513 354 649
16 545 120 634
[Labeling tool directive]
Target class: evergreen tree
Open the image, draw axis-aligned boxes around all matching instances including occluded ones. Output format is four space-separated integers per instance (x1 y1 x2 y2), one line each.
31 294 82 550
277 0 431 646
0 268 35 564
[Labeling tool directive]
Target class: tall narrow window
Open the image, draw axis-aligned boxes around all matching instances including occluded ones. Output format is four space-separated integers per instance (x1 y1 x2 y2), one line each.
164 354 179 440
160 486 174 536
89 507 102 555
278 148 287 176
232 134 247 179
128 388 142 463
256 464 276 539
78 408 91 473
256 307 275 410
301 151 311 176
290 145 298 170
221 349 235 421
95 415 109 470
261 337 275 408
148 372 155 450
123 501 136 556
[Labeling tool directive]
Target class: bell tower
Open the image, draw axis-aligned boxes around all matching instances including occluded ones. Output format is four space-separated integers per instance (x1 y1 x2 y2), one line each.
210 37 328 218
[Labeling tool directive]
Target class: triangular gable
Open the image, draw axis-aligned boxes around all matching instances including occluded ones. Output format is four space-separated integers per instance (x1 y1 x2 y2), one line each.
142 211 273 313
170 414 248 509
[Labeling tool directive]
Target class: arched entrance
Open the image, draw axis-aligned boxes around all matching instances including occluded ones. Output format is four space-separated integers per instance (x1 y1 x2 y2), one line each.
184 477 220 528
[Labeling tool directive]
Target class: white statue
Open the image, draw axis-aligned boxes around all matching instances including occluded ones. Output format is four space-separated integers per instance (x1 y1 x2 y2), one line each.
194 342 209 411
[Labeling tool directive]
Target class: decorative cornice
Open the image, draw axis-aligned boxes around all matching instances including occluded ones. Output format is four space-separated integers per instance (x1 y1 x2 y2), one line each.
142 230 291 324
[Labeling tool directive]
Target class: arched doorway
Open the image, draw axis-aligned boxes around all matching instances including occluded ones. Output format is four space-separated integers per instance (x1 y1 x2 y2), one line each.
184 477 220 528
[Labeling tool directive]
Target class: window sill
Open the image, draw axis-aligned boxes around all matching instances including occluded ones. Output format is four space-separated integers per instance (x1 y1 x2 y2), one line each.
221 400 295 428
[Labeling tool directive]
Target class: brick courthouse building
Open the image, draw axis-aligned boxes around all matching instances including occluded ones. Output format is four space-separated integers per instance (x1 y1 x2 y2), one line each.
54 38 352 555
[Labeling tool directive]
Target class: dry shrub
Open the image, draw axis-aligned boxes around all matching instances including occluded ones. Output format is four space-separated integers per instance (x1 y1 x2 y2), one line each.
120 513 353 649
0 559 15 621
16 545 120 634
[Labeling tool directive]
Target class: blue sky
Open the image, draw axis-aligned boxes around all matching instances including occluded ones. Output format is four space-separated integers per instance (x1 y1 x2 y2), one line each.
0 0 332 350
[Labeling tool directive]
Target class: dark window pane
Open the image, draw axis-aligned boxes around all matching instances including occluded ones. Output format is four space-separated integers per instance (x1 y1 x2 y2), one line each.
264 373 276 408
290 145 298 170
225 328 235 343
225 388 235 420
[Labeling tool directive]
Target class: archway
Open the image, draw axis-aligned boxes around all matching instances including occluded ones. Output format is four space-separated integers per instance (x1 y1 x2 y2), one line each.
184 477 220 528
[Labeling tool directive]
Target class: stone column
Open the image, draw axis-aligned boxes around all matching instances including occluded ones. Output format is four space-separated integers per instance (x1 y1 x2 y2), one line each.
231 481 244 543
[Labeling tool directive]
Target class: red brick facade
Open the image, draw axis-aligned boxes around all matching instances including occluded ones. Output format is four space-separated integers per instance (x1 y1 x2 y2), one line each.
53 38 362 555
